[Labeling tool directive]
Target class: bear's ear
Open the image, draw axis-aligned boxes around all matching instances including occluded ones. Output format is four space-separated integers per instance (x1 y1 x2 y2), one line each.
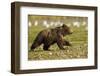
62 24 67 28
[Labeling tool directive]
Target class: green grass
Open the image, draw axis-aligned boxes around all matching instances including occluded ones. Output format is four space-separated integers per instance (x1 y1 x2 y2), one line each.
28 25 88 60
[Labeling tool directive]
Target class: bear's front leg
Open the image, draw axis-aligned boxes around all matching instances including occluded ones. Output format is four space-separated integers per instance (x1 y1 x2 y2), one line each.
63 40 72 46
57 39 65 50
56 34 65 50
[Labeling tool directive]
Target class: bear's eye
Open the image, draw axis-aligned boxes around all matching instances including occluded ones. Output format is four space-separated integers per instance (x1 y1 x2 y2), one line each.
65 28 69 32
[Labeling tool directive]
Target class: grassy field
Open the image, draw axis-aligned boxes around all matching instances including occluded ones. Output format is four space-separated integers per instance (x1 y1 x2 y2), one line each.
28 25 88 60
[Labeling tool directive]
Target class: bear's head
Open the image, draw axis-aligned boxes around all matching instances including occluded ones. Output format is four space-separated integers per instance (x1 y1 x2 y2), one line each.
61 24 73 36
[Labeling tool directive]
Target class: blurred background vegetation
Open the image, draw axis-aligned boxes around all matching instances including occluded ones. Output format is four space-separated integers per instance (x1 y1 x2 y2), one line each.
28 15 88 28
28 15 88 60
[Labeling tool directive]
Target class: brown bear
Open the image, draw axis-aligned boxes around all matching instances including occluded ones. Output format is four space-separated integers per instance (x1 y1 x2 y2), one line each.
31 24 73 51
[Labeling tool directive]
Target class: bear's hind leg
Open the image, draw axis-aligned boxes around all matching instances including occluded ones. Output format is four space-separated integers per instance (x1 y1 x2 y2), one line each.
43 44 50 51
31 42 42 51
31 35 44 51
31 43 38 50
